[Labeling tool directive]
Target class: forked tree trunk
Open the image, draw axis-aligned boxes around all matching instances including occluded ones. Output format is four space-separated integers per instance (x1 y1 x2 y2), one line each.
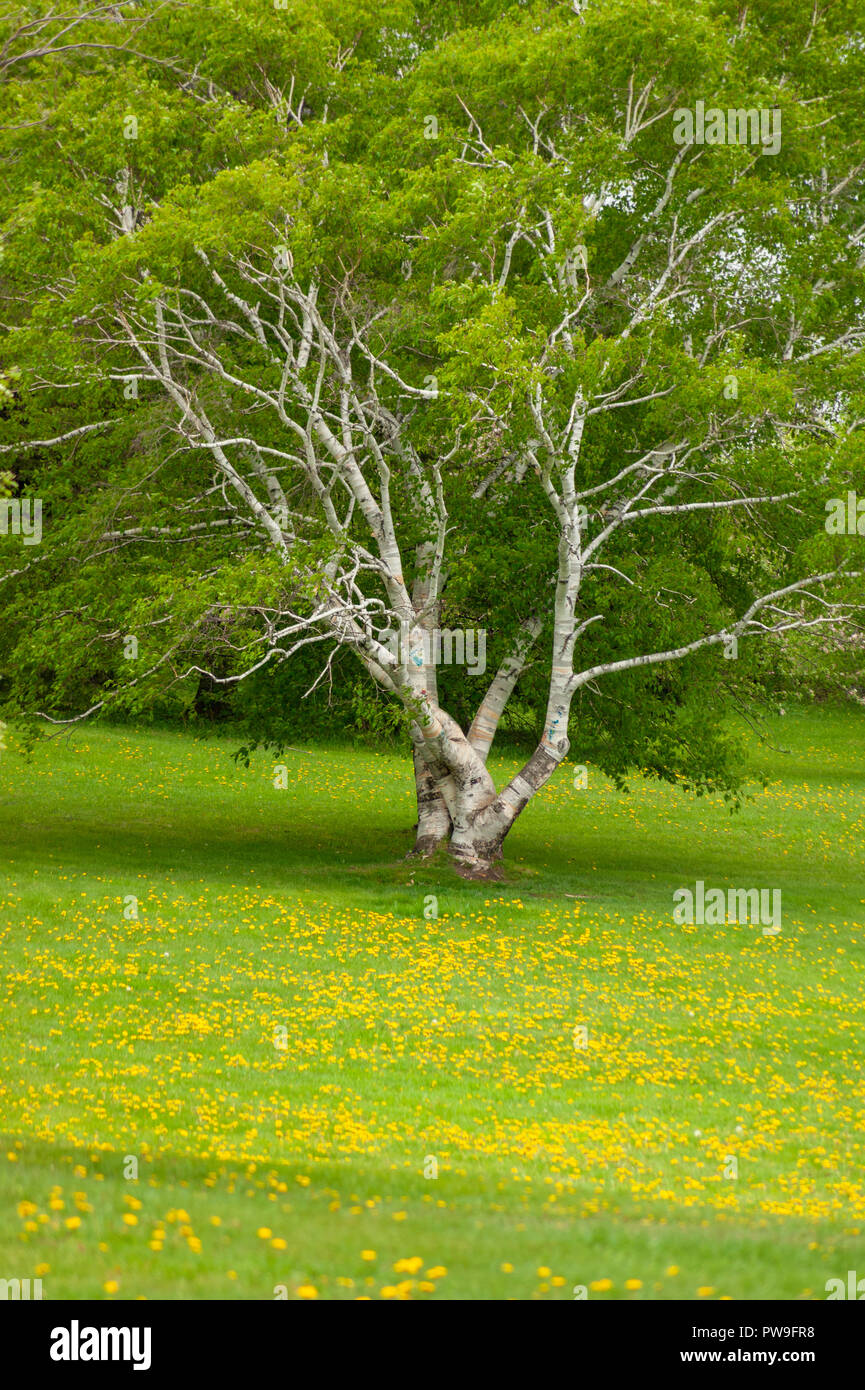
408 704 567 878
403 611 560 877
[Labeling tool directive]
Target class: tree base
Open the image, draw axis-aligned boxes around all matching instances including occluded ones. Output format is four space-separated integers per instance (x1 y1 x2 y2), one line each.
407 833 448 860
451 855 505 881
406 828 506 879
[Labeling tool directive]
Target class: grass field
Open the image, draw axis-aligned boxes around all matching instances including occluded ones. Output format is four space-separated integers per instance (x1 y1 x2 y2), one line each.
0 706 863 1301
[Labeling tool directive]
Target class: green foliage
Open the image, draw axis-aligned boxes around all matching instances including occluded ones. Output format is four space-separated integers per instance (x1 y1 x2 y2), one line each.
0 0 862 793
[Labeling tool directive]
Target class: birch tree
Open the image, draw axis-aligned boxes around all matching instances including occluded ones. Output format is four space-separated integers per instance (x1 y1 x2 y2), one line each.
1 0 863 874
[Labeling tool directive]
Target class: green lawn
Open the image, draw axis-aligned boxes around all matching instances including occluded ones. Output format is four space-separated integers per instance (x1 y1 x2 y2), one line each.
0 706 863 1300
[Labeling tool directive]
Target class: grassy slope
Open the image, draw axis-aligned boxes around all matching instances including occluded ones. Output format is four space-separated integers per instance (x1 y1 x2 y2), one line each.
0 706 863 1301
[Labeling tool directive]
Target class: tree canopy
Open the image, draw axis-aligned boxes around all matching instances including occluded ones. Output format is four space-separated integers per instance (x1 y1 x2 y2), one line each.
1 0 863 867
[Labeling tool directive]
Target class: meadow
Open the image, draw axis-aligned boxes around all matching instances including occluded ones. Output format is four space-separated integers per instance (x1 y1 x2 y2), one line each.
0 706 863 1301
